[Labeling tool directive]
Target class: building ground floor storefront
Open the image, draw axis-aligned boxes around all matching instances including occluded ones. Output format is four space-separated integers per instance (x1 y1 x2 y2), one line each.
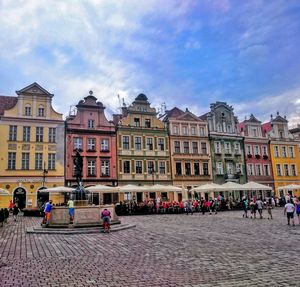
274 180 300 197
0 176 64 209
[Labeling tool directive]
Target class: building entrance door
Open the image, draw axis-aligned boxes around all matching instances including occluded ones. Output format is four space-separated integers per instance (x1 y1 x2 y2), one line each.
13 187 26 209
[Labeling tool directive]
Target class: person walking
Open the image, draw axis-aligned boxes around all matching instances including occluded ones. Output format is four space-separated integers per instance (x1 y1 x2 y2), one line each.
9 200 14 213
242 198 248 218
43 200 53 226
67 198 74 223
250 199 257 219
12 203 21 222
267 198 274 220
284 200 295 226
256 198 264 219
294 197 300 225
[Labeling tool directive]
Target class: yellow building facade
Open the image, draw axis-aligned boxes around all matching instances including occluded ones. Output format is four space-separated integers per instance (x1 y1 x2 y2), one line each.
264 113 300 197
0 83 65 209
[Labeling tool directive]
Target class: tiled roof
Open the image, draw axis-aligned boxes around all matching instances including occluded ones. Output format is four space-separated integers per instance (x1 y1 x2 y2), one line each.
0 95 18 115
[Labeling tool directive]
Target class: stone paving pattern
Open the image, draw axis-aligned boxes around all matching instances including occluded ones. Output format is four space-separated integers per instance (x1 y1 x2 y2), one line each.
0 209 299 287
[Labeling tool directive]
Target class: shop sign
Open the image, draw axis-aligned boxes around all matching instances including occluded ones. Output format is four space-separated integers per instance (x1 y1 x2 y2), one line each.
16 178 43 183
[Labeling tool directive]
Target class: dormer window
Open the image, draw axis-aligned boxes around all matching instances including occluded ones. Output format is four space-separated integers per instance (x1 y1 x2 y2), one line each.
134 118 140 127
38 105 45 117
145 119 151 128
88 119 95 128
25 105 31 116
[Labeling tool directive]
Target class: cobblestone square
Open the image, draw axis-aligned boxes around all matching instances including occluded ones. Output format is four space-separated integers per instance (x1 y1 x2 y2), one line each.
0 209 299 287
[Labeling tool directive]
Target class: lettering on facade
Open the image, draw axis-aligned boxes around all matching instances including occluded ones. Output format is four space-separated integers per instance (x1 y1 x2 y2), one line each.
16 178 43 183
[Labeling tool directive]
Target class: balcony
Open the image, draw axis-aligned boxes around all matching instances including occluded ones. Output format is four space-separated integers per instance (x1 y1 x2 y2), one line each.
101 149 110 153
86 149 96 152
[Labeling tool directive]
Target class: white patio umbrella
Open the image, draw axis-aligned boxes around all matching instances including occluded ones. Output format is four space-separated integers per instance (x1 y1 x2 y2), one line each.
41 186 76 193
191 183 222 192
164 185 184 192
242 181 272 191
278 184 300 190
0 188 10 195
150 184 182 192
119 184 150 192
86 185 120 193
219 181 246 191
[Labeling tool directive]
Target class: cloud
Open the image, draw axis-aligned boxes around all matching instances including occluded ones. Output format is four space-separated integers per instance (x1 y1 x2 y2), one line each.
185 39 201 50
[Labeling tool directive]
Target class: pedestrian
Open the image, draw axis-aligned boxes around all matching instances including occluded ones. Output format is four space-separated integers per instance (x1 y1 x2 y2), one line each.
256 198 264 219
43 200 53 226
284 200 295 226
250 199 257 219
156 196 161 213
9 200 14 213
209 198 215 215
294 196 300 225
267 198 274 220
67 198 74 223
242 198 248 218
12 203 20 222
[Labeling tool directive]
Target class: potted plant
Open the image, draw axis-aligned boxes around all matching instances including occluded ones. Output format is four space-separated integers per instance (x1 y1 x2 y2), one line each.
255 154 261 159
263 155 268 159
247 154 252 158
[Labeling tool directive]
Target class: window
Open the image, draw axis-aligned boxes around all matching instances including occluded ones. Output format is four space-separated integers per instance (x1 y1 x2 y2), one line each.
23 126 30 142
35 153 43 170
284 164 289 176
226 162 234 175
201 142 207 154
276 164 282 176
159 162 166 174
73 137 83 150
134 118 140 127
135 161 142 174
123 136 129 150
216 162 223 175
254 145 260 155
146 138 153 150
192 142 198 154
247 145 252 155
8 152 16 170
247 164 254 176
25 105 31 116
203 162 209 175
87 160 96 176
9 125 17 141
185 162 191 175
191 126 196 135
38 106 45 117
282 146 287 158
289 147 295 158
36 127 44 142
21 153 30 170
158 138 165 151
199 127 205 136
225 142 231 154
279 131 284 139
183 142 189 154
255 164 262 176
291 164 297 176
251 128 257 137
236 163 243 174
176 162 182 175
234 143 241 154
48 154 56 170
147 161 154 174
262 146 268 156
101 160 110 176
194 163 200 175
135 137 142 150
101 139 109 151
88 119 95 128
182 126 188 135
123 161 130 174
174 141 180 153
48 128 56 143
87 138 96 151
264 164 270 176
173 125 179 134
274 146 279 157
145 119 151 128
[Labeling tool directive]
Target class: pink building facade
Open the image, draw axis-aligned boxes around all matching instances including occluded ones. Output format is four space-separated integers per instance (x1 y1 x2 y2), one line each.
240 114 274 194
65 92 117 189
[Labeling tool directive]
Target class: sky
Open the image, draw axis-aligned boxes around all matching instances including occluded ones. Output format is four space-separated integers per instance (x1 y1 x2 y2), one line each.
1 0 300 126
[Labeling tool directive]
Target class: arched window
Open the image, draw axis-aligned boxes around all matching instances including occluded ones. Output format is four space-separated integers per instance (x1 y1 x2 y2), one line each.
25 104 31 116
38 105 45 117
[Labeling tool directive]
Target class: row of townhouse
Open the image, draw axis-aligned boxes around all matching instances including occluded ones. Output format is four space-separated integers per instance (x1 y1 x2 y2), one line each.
0 83 300 208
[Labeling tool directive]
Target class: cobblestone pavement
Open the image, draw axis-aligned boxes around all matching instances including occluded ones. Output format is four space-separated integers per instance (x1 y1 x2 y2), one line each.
0 209 299 287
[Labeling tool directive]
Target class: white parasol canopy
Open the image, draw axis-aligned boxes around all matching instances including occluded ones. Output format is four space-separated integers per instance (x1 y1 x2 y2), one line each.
191 183 222 192
0 188 10 195
119 184 150 192
242 181 272 191
86 185 120 193
278 184 300 191
219 181 246 191
150 184 183 192
41 186 76 193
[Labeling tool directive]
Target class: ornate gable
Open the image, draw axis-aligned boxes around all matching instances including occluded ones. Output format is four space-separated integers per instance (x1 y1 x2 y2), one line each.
16 82 53 97
178 111 203 122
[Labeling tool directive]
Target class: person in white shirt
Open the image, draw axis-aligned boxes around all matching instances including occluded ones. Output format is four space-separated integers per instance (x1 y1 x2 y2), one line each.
284 200 295 226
